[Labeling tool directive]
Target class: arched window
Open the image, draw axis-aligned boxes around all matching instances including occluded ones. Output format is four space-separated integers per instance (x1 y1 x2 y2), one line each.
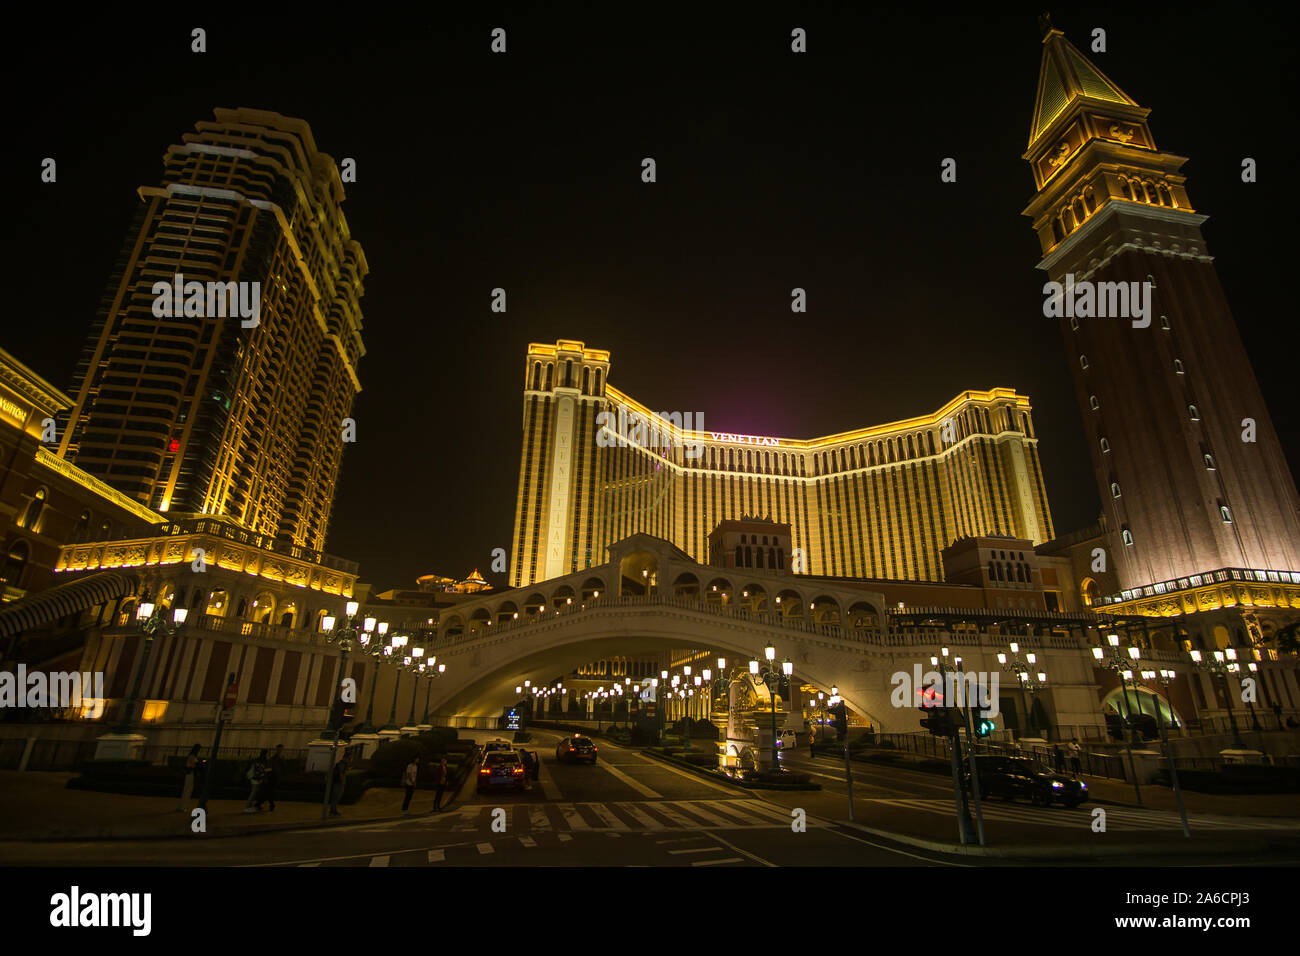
1188 405 1200 421
581 366 590 394
1204 453 1216 471
1100 437 1110 453
1089 395 1100 410
1111 482 1122 498
744 546 753 568
756 548 765 569
75 510 91 543
734 545 743 567
1082 186 1096 214
1144 182 1158 204
1219 503 1232 523
1122 177 1137 201
19 488 48 531
1 539 30 586
1079 355 1089 370
777 548 785 570
1070 316 1079 331
1122 528 1134 546
1160 315 1171 330
1174 359 1184 375
1157 184 1172 206
531 362 541 390
988 560 997 580
1017 564 1026 583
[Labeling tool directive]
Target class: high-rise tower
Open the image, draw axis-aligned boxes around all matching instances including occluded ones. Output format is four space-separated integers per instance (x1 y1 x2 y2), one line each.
59 109 368 552
1022 28 1300 600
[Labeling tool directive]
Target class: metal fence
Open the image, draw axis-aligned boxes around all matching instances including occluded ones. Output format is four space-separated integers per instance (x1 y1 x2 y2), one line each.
873 732 1129 779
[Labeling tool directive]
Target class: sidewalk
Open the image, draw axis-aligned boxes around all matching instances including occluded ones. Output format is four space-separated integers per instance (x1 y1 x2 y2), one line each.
0 770 465 842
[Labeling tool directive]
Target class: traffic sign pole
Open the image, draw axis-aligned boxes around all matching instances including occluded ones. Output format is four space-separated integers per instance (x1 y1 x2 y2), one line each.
197 673 237 812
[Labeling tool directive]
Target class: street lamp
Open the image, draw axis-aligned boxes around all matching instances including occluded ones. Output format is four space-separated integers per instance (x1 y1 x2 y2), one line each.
115 602 187 734
1141 668 1190 837
317 600 364 819
1093 631 1145 805
749 644 792 770
1189 648 1245 748
996 642 1045 739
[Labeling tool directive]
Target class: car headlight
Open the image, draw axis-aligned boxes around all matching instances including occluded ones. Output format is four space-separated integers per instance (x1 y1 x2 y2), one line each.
1051 781 1063 788
1079 782 1088 790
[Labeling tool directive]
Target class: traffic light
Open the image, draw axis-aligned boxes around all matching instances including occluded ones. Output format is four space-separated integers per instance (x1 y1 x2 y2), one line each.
920 707 956 736
971 708 995 738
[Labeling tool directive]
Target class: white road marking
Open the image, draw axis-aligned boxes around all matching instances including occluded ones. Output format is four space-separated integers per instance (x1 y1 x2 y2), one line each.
519 836 537 847
648 803 699 828
476 842 494 854
427 849 445 863
594 758 662 798
528 806 552 831
586 803 629 830
706 831 777 867
617 803 665 830
669 847 715 854
557 804 591 830
368 855 389 867
692 857 744 866
298 862 320 867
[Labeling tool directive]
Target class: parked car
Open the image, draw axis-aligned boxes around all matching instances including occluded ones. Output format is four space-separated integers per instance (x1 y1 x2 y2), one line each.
555 735 598 764
776 730 798 752
965 755 1088 807
477 752 527 791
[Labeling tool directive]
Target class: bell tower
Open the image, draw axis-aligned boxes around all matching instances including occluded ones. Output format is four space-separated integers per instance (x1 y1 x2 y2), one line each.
1022 25 1300 595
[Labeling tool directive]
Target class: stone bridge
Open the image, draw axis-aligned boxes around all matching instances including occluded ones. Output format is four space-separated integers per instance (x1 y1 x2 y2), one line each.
423 535 1110 735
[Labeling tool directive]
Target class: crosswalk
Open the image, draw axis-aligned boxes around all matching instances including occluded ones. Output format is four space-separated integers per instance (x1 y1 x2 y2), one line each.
864 798 1300 833
357 799 807 836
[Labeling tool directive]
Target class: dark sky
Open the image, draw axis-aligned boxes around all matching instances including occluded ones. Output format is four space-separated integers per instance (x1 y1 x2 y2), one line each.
5 5 1295 590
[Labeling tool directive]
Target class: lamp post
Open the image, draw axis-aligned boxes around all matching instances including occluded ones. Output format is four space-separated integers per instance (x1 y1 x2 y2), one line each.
318 601 365 820
1189 648 1245 748
830 684 854 821
381 633 411 731
406 646 426 725
354 620 389 732
1141 668 1190 837
930 648 977 845
749 642 792 771
421 660 445 723
115 602 187 734
1092 632 1144 806
1245 662 1263 732
995 642 1042 739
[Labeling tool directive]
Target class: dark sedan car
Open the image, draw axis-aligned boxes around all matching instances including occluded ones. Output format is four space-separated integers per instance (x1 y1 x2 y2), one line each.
477 752 527 792
554 735 598 764
964 755 1088 807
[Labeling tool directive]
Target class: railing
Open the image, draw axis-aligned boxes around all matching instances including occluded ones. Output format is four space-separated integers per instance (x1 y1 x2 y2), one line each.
154 517 360 575
137 745 308 766
439 593 1094 652
1097 566 1300 607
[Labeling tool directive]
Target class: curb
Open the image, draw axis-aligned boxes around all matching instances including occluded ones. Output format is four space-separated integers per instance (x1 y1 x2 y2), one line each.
830 819 1300 860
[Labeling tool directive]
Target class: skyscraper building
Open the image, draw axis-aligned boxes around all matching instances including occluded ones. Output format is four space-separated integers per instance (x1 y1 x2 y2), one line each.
509 339 1055 588
1022 28 1300 603
58 108 368 552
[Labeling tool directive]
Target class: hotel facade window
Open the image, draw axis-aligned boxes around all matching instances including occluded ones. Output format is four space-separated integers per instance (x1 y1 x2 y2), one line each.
508 340 1056 586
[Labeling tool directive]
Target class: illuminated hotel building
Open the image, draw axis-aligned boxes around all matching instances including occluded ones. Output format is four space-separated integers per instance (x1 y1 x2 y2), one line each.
509 340 1055 588
1022 29 1300 618
57 108 368 553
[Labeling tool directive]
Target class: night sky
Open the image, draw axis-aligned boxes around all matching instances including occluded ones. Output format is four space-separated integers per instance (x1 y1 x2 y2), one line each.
5 5 1295 590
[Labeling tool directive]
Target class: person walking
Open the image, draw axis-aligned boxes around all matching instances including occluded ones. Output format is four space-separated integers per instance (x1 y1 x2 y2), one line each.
243 749 269 813
401 755 421 813
1052 744 1065 773
329 755 349 816
432 757 449 811
1068 740 1082 775
263 744 284 811
177 744 201 812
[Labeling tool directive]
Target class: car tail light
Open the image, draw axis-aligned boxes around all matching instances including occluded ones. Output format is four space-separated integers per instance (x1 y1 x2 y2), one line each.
567 747 575 752
513 767 524 774
479 768 490 775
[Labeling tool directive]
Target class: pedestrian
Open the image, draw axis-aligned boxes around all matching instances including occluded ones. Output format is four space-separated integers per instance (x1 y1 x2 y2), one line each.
1052 744 1065 773
401 755 421 813
243 749 269 813
177 743 201 812
329 755 349 816
262 744 284 811
1068 740 1082 775
432 757 449 811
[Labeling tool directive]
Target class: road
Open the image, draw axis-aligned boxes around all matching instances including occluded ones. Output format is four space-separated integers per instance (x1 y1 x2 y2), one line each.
3 729 1297 867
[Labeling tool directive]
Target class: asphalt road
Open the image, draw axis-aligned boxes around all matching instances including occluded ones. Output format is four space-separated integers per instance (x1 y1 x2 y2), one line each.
3 730 1297 867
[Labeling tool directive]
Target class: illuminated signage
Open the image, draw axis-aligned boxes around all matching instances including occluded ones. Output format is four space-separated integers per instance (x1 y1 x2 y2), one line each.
709 432 780 447
0 395 28 425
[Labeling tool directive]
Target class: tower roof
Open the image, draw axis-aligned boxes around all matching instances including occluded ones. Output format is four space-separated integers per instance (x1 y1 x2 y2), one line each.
1029 28 1138 148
